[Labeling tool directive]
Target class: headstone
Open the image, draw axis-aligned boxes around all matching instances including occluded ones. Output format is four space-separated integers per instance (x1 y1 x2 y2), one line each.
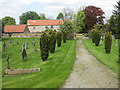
35 38 36 43
3 42 6 52
34 47 37 52
32 39 34 44
22 44 27 61
116 39 118 47
100 36 102 45
33 42 35 46
6 44 7 48
7 55 10 69
26 42 28 49
13 43 15 46
17 42 19 45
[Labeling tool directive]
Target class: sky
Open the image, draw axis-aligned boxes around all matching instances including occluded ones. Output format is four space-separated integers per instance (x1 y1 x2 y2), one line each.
0 0 118 24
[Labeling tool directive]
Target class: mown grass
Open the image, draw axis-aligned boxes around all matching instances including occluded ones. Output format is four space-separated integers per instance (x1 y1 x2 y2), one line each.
83 39 118 73
2 38 76 88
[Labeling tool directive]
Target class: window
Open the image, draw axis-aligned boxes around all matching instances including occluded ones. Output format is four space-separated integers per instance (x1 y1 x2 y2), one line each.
45 26 48 29
51 25 53 28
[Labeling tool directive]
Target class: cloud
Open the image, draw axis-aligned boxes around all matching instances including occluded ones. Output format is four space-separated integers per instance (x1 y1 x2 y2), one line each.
0 0 118 24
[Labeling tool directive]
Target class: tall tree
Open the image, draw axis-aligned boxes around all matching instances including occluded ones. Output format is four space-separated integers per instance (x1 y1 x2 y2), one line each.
62 7 74 20
2 16 16 33
40 13 46 20
77 7 85 32
56 12 64 20
19 11 40 24
84 6 105 30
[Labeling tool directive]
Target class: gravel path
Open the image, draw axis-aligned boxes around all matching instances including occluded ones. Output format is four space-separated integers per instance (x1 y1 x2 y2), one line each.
62 40 118 88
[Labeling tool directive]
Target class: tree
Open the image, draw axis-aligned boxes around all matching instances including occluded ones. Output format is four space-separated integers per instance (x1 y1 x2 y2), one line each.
2 16 16 33
57 31 62 47
56 12 64 20
62 30 67 43
40 13 46 20
19 11 40 24
62 7 74 20
84 6 105 30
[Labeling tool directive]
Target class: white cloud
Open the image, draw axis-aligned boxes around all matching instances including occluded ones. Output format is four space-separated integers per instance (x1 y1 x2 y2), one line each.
0 0 119 24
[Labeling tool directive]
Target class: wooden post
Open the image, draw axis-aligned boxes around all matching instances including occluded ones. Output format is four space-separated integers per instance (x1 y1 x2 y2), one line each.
7 55 10 69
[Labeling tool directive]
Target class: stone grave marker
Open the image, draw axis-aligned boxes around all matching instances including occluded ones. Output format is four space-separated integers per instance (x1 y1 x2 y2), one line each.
22 44 27 61
7 55 10 69
116 39 118 47
3 42 6 52
34 47 37 52
26 42 28 49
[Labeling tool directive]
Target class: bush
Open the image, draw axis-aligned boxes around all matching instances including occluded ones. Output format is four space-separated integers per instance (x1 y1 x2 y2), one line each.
62 30 67 43
48 30 56 53
91 29 95 43
84 33 91 38
40 31 49 61
67 33 75 39
57 31 62 47
105 32 112 53
94 30 101 46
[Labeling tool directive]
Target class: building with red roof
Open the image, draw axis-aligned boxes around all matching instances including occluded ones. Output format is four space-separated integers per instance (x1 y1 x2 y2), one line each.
4 25 30 33
27 20 72 33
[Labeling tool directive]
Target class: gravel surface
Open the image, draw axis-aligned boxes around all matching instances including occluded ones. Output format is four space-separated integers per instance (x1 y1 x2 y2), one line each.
62 40 118 88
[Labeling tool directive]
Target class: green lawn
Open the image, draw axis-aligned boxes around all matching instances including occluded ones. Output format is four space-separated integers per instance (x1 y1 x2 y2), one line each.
2 38 76 88
83 39 118 73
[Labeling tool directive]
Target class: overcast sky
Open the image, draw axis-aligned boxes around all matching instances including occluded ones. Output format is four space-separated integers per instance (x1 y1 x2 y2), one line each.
0 0 118 24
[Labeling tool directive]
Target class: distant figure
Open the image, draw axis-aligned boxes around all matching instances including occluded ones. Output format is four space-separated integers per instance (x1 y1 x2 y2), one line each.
7 55 10 69
100 36 102 45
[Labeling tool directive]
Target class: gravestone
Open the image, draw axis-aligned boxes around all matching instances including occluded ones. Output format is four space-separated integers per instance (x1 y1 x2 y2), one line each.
22 44 27 61
13 43 15 46
6 44 7 48
34 47 37 52
35 38 36 43
116 39 118 47
26 42 28 49
7 55 10 69
33 42 35 46
17 42 19 45
32 39 34 44
100 36 102 45
3 42 6 52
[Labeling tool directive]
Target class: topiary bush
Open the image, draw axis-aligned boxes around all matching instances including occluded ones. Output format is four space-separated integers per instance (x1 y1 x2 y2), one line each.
105 32 112 54
57 31 62 47
48 30 56 53
94 30 101 46
40 31 49 61
62 30 67 43
91 29 95 43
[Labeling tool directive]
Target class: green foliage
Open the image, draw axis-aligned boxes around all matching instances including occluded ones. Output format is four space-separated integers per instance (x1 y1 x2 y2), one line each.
91 29 95 43
48 30 56 53
56 12 64 20
77 7 85 32
94 30 101 46
2 16 16 33
20 11 40 24
40 13 46 20
57 31 62 47
59 20 73 33
105 32 112 53
62 30 67 43
40 32 49 61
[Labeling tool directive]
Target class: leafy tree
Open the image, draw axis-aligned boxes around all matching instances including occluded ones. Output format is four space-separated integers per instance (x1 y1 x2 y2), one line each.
40 13 46 20
20 11 40 24
56 13 64 20
73 14 78 33
62 30 67 43
77 7 85 32
2 16 16 33
57 31 62 47
62 7 74 20
84 6 105 30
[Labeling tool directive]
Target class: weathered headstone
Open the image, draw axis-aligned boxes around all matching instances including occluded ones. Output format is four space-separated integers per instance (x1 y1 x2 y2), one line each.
32 39 34 44
34 47 37 52
33 42 35 46
116 39 118 47
26 42 28 49
13 43 15 46
100 36 102 45
22 44 27 61
17 42 19 45
7 55 10 69
3 42 6 52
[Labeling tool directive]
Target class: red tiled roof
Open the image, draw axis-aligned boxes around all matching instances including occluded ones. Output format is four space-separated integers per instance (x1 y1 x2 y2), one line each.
27 20 72 26
4 25 26 33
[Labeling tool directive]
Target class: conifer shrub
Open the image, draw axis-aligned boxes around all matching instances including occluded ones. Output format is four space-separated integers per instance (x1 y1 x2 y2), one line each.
40 31 49 61
91 29 95 43
94 30 101 46
105 32 112 53
57 31 62 47
62 30 67 43
48 30 56 53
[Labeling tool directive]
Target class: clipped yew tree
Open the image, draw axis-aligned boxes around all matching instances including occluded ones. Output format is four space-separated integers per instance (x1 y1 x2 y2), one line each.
105 32 112 53
48 30 56 53
57 31 62 47
62 30 67 43
40 31 49 61
94 30 101 46
91 29 95 43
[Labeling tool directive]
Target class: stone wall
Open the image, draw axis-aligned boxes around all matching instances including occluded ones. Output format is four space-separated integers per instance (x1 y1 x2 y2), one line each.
2 33 41 38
